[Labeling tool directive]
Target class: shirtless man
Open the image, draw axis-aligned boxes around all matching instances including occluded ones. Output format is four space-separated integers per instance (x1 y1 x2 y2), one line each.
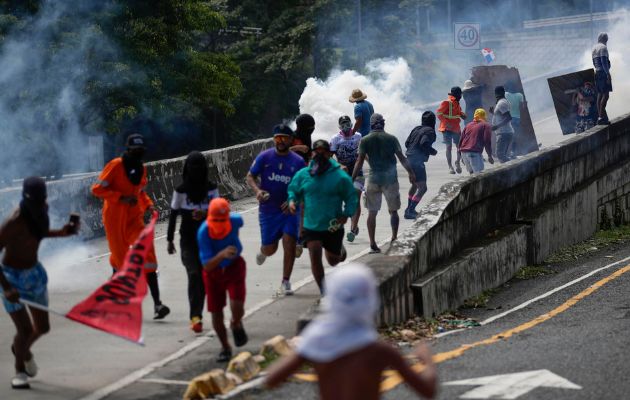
0 177 79 389
265 263 437 399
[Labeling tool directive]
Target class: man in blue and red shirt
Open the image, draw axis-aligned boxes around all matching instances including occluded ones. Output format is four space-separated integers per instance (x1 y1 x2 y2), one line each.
246 124 306 296
197 197 246 362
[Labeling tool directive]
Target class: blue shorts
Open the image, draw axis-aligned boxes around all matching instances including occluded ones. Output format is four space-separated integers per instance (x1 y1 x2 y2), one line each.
259 211 299 246
442 131 461 146
1 263 48 314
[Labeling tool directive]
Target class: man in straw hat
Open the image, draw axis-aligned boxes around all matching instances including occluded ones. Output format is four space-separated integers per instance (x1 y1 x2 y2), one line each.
459 108 494 174
349 89 374 137
265 263 437 399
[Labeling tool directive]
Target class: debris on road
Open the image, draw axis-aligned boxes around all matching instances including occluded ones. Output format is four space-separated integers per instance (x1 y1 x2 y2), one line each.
380 313 480 346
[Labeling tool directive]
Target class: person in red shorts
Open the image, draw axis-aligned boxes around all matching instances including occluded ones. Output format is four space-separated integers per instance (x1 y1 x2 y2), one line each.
197 197 247 362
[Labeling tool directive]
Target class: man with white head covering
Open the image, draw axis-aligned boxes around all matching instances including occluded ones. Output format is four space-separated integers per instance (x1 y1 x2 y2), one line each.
265 263 437 400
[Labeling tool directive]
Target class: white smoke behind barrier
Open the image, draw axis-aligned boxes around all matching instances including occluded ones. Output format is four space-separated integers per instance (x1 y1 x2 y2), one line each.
578 9 630 121
298 58 424 142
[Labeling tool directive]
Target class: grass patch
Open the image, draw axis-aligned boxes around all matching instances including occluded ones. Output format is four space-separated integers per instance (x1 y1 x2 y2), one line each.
514 265 556 280
545 224 630 264
461 288 500 309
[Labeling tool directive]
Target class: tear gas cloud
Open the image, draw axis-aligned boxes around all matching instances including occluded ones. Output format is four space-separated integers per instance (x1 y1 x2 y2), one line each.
298 2 627 144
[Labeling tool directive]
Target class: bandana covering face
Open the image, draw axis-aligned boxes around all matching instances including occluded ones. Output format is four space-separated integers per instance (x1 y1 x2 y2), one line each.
297 263 379 362
309 154 331 176
122 150 145 185
206 198 232 239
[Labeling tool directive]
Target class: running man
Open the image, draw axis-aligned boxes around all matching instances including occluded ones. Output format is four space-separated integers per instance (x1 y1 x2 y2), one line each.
167 151 219 333
0 177 79 389
265 263 437 400
330 115 363 242
287 140 357 292
404 111 438 219
92 133 170 320
437 86 466 174
291 113 316 164
246 124 305 295
352 114 416 253
197 198 247 362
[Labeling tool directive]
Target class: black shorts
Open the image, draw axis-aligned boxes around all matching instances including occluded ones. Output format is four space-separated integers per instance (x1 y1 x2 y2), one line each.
409 161 427 182
595 70 612 93
302 228 344 255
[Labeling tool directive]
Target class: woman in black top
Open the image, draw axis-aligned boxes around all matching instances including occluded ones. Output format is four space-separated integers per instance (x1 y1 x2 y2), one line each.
167 151 219 333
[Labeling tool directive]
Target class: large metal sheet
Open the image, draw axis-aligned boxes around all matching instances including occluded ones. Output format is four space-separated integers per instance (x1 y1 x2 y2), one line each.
547 69 596 135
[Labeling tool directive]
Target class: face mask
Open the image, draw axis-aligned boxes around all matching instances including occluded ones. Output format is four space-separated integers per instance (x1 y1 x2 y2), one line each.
310 153 331 176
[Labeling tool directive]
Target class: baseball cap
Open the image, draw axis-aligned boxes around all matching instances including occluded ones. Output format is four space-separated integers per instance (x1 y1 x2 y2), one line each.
272 124 294 137
312 139 330 151
126 133 146 149
206 198 232 240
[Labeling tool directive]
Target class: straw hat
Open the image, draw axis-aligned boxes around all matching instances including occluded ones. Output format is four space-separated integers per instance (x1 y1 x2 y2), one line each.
349 89 367 102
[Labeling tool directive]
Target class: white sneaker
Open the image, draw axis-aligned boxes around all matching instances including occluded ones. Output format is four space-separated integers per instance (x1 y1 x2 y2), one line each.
256 253 267 266
24 356 37 378
295 244 303 258
279 280 294 296
11 372 29 389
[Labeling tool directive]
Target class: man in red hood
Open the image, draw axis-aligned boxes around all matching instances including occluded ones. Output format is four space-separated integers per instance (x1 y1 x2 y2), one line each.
436 87 467 174
197 198 247 362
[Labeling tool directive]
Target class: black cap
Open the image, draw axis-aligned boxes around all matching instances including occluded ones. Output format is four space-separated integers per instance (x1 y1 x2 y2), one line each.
272 124 294 137
449 86 462 96
338 115 352 125
312 139 330 151
126 133 146 149
23 176 47 203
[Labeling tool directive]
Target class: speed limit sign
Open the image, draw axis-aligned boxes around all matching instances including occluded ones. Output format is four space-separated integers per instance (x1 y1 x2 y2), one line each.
454 23 480 50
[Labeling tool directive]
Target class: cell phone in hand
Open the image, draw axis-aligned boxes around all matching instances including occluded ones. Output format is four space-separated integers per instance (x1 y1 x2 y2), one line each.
69 213 80 234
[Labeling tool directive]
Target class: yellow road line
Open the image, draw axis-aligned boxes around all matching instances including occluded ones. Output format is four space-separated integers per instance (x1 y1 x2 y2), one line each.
379 263 630 392
292 264 630 392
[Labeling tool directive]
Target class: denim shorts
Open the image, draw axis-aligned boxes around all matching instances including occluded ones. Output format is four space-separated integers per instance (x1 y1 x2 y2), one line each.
1 263 48 313
442 131 461 146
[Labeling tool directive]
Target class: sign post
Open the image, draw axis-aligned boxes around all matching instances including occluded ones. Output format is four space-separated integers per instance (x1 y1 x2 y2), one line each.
454 23 481 50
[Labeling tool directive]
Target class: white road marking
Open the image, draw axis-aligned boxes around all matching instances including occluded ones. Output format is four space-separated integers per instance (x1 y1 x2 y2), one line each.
444 369 581 399
138 378 190 386
434 255 630 338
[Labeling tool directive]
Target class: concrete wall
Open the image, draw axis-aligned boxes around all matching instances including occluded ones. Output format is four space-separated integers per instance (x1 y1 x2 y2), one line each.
0 139 272 238
366 114 630 325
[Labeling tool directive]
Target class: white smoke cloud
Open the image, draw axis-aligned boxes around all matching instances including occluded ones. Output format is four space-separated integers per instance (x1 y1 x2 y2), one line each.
298 57 423 142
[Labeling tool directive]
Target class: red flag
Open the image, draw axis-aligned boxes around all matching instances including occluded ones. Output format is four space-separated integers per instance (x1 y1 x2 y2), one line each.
66 212 158 344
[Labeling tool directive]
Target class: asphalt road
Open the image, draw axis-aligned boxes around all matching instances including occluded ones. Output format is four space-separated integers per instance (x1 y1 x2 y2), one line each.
233 232 630 400
0 114 566 399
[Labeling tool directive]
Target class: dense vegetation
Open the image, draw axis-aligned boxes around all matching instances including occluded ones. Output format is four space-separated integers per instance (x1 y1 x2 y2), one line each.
0 0 615 163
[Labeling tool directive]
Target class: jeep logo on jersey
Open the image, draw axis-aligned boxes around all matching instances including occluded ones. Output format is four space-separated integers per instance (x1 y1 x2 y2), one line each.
267 172 292 184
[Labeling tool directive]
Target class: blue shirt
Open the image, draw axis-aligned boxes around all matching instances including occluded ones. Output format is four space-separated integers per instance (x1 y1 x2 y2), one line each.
197 213 244 269
249 149 306 214
354 100 374 137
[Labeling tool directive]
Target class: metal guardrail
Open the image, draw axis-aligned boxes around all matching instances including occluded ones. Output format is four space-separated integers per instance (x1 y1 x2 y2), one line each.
523 11 626 29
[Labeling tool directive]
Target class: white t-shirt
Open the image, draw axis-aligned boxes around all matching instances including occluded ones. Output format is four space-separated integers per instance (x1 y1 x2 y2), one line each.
492 98 514 135
330 132 362 167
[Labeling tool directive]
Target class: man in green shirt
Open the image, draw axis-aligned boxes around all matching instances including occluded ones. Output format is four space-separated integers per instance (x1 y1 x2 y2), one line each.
351 114 416 253
505 88 525 157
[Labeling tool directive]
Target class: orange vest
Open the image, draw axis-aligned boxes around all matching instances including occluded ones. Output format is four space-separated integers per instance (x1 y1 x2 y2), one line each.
436 95 464 134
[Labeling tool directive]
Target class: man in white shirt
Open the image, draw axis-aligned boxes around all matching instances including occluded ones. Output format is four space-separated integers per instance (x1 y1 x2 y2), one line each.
592 32 612 125
490 86 514 163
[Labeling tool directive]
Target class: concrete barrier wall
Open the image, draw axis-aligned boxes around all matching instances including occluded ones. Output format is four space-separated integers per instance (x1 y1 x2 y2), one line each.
0 139 272 238
366 114 630 326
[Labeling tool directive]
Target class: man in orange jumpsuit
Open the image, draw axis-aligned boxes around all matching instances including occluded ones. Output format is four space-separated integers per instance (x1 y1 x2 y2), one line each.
92 133 170 319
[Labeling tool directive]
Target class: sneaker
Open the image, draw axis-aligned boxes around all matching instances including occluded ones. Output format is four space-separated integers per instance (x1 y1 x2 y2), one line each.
455 161 462 174
154 304 170 320
449 167 456 174
295 244 303 258
256 252 267 265
597 118 610 125
11 372 29 389
190 316 203 333
232 325 248 347
216 348 232 363
369 244 381 254
346 227 359 242
404 209 418 220
279 280 294 296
